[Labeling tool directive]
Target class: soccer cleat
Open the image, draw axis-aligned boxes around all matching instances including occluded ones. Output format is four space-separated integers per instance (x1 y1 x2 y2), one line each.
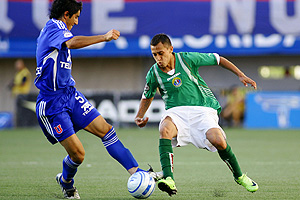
147 165 164 182
235 174 258 193
149 171 164 182
157 177 177 196
56 173 80 199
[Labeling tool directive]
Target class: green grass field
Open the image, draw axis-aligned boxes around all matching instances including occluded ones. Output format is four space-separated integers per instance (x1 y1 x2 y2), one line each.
1 127 300 199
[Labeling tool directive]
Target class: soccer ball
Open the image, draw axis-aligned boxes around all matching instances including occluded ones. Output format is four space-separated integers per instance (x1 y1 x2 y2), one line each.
127 171 155 199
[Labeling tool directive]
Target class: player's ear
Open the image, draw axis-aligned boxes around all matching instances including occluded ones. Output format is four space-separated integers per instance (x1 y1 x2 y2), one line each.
64 11 70 19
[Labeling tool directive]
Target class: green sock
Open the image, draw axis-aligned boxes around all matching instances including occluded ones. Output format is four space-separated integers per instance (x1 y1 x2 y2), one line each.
159 139 174 179
218 142 243 179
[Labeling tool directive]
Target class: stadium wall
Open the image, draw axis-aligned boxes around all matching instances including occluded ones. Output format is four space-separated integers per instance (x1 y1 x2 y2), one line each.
1 55 299 124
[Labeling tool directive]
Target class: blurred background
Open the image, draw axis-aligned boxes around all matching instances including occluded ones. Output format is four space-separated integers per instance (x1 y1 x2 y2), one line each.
1 0 300 130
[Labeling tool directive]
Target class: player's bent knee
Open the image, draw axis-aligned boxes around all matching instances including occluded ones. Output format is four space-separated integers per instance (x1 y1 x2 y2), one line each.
70 149 85 164
214 141 227 150
85 116 112 138
159 117 177 139
206 130 227 150
210 136 227 150
159 126 174 139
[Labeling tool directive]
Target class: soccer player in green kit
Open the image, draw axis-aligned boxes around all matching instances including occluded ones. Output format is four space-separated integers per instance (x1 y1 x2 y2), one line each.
135 33 259 196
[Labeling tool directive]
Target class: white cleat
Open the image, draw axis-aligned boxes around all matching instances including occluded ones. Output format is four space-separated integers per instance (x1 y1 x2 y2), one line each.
147 165 164 181
56 173 80 199
149 171 164 182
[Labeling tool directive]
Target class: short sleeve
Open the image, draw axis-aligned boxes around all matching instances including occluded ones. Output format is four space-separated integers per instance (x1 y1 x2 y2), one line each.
142 67 159 99
182 52 219 67
48 21 73 50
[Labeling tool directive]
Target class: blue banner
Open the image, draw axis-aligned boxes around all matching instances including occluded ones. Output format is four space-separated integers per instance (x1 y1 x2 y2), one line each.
1 0 300 57
245 92 300 129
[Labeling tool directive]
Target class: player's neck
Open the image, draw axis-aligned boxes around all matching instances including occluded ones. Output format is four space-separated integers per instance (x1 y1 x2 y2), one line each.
57 17 66 24
159 54 175 73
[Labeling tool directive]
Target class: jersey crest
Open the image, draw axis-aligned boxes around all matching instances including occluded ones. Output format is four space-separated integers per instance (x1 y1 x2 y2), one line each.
172 77 182 87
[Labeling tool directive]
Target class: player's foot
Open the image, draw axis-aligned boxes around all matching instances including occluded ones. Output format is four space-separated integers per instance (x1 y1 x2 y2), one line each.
157 177 177 196
56 173 80 199
148 165 164 181
235 174 258 192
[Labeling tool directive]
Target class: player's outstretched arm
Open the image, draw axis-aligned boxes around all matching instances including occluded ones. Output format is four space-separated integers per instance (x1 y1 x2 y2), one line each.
219 56 257 89
65 29 120 49
135 97 154 128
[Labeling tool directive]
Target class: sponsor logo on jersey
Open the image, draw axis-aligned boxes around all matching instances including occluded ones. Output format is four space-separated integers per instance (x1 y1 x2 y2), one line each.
60 61 72 69
167 72 181 81
64 31 73 38
172 77 182 87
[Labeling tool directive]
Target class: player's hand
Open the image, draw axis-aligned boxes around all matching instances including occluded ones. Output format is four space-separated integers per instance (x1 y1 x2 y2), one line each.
239 75 257 89
135 117 149 128
104 29 120 41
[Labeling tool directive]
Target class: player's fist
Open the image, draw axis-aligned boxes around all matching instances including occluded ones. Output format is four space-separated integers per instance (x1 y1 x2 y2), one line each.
104 29 120 41
135 117 149 128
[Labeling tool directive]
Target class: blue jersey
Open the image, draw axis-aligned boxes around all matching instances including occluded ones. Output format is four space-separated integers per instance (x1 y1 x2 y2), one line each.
35 19 100 145
35 19 75 92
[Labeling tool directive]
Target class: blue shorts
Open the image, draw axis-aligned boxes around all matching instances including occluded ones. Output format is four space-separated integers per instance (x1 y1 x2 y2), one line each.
36 87 100 144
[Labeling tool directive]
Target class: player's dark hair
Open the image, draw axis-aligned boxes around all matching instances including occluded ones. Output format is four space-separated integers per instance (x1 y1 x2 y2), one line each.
49 0 82 19
151 33 172 47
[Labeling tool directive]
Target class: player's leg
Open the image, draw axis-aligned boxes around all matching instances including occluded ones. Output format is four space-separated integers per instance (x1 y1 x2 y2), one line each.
60 134 85 185
84 115 144 175
158 116 177 179
206 128 243 178
36 98 82 199
57 134 84 199
206 128 258 192
157 116 178 196
71 90 144 174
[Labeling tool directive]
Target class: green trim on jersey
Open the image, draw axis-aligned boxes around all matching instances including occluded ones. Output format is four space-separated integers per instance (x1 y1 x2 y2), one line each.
143 52 222 114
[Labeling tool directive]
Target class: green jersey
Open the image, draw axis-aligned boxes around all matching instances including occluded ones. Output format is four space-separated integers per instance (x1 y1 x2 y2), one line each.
143 52 222 114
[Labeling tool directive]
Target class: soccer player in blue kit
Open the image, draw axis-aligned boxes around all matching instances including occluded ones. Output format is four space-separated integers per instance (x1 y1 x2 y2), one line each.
35 0 150 199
